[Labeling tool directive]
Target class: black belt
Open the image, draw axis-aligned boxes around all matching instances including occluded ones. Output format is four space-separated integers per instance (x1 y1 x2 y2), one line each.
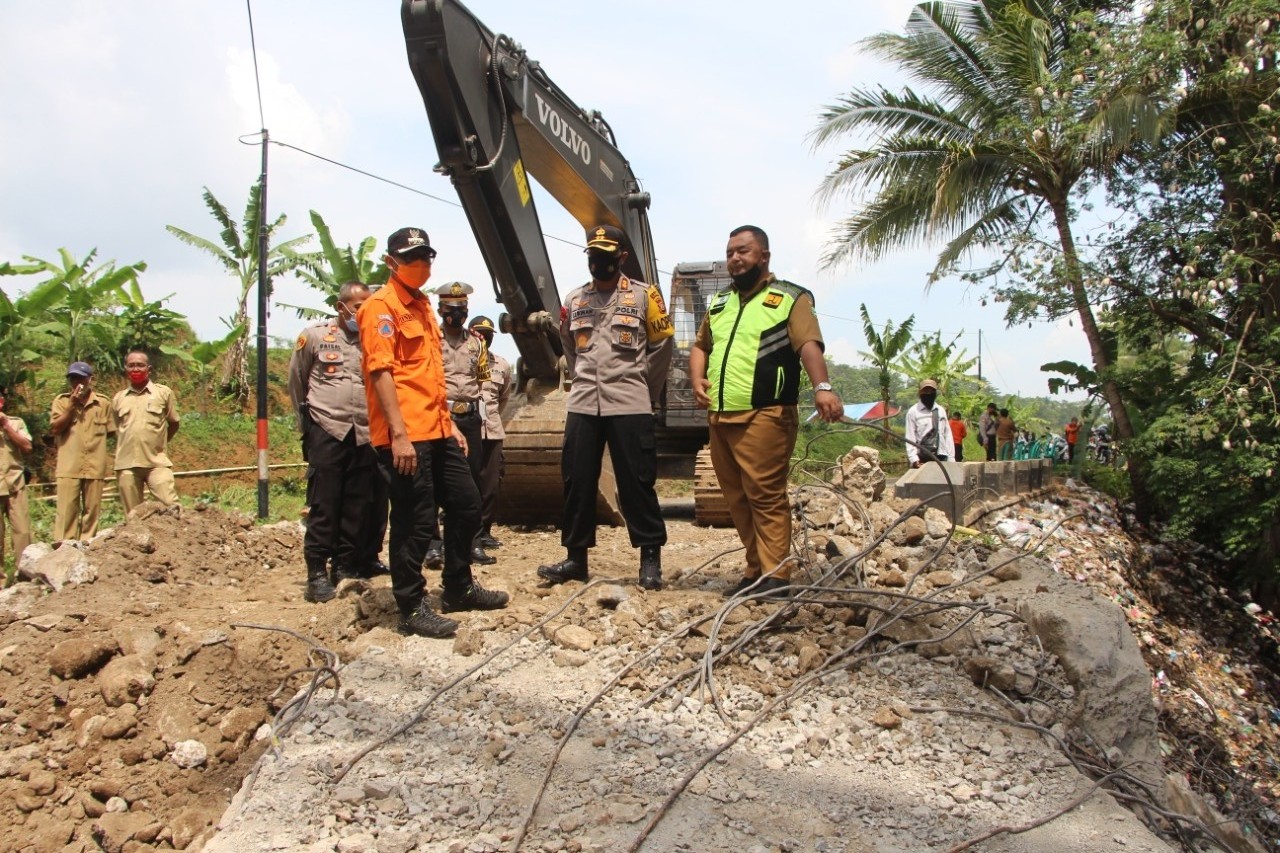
448 400 479 416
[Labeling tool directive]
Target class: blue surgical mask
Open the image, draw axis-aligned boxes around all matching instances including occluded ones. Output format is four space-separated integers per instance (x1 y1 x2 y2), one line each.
344 317 359 334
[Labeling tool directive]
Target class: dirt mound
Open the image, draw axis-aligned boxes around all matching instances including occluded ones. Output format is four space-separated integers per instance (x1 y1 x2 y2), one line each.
0 477 1275 852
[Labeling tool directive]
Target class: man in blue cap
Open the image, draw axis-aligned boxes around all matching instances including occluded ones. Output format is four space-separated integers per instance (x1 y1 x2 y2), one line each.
49 361 113 541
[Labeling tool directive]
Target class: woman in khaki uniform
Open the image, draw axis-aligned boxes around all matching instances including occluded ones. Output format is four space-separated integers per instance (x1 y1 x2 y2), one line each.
0 385 33 568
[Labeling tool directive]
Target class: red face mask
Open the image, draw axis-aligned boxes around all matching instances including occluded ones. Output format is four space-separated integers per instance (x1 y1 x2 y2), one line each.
127 368 150 386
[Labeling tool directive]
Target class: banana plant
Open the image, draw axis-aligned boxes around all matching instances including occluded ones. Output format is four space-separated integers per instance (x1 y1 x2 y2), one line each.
279 210 389 320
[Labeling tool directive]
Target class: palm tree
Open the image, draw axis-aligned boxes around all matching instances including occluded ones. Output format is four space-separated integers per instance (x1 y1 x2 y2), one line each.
810 0 1164 510
166 183 312 402
859 304 915 444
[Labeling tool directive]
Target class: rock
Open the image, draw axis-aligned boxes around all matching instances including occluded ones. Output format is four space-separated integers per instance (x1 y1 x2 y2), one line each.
797 643 825 674
871 707 902 729
16 542 53 577
337 833 378 853
963 655 1017 691
93 812 157 853
27 768 57 795
101 710 138 740
825 536 860 560
170 739 208 769
547 624 595 651
113 626 163 657
901 517 929 545
333 785 365 804
21 541 98 590
48 636 119 679
0 582 43 625
879 568 908 588
452 627 484 657
552 649 590 668
1164 773 1267 853
218 707 263 745
169 806 215 850
992 562 1022 581
98 654 156 707
596 584 630 607
833 446 886 502
923 570 955 588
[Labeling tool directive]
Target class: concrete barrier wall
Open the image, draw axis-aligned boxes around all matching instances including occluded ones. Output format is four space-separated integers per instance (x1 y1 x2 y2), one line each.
893 459 1053 522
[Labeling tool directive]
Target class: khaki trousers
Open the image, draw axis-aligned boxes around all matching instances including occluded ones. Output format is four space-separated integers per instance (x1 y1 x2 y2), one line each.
117 467 178 513
0 488 31 568
708 407 799 580
55 478 106 542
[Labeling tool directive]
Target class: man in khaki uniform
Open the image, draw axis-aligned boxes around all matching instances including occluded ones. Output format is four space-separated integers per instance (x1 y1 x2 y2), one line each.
49 361 113 541
429 281 496 566
0 385 33 568
537 224 674 591
111 350 180 512
288 282 376 603
468 316 511 549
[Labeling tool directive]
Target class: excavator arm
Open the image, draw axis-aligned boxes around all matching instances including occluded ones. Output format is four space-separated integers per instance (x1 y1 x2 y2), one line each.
401 0 660 389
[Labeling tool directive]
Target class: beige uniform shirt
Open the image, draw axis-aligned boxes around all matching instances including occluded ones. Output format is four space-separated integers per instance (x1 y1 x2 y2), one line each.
480 354 511 440
112 382 179 470
51 392 113 479
0 415 31 495
560 276 674 417
287 320 370 445
440 327 490 405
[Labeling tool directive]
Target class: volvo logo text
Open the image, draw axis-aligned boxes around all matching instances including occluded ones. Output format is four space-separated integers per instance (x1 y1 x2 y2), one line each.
533 93 592 166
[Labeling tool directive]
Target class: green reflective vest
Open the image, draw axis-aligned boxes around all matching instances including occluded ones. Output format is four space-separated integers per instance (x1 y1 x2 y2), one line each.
705 280 810 412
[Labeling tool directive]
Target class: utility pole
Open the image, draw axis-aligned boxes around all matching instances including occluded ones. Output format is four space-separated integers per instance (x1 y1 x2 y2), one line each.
977 329 983 382
255 128 270 519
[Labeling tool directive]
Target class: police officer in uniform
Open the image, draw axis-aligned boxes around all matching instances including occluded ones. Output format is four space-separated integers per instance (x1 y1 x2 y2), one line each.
288 282 377 603
429 281 497 566
537 225 674 590
468 316 511 549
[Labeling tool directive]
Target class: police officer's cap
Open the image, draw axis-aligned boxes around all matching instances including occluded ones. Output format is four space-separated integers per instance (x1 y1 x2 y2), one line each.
584 224 624 255
387 227 436 261
468 316 495 334
434 281 473 302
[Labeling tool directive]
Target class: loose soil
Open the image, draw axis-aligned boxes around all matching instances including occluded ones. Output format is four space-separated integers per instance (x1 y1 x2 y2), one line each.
0 477 1275 852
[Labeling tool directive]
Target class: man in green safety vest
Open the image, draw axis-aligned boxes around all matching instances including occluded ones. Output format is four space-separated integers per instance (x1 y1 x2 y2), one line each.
689 225 844 599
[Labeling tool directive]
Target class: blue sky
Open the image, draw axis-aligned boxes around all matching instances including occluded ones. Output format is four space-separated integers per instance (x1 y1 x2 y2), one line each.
0 0 1090 399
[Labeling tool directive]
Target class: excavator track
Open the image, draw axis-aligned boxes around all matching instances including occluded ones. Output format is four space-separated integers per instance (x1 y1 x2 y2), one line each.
495 384 623 527
693 446 733 527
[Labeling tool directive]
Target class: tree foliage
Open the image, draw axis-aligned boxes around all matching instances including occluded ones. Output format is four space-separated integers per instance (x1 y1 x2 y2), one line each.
279 210 389 320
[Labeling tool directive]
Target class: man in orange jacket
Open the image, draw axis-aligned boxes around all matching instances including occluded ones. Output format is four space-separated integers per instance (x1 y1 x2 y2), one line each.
949 410 967 462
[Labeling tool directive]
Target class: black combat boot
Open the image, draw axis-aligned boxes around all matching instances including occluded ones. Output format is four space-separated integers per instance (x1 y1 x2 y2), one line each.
330 563 363 585
479 527 502 549
423 540 444 571
537 548 589 584
470 545 497 565
638 545 662 591
304 559 336 603
398 602 459 638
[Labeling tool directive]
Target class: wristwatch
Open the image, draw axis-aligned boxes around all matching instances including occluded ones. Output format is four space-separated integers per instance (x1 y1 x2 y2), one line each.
814 382 834 394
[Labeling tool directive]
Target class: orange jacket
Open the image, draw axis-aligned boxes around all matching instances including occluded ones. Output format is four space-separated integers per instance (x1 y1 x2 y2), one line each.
1064 421 1080 445
949 416 967 443
358 277 453 447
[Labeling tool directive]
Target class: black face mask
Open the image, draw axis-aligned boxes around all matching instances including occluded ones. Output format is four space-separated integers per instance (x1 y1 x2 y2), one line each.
588 256 619 282
920 392 937 408
441 307 468 327
731 265 763 290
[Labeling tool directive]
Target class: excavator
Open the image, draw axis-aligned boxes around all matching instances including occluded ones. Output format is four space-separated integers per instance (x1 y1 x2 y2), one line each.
401 0 732 526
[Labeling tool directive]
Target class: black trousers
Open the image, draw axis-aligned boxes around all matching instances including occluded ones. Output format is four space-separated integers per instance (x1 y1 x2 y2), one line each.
561 412 666 550
429 411 484 546
377 438 481 614
985 435 998 461
303 427 376 571
359 470 388 571
478 439 504 531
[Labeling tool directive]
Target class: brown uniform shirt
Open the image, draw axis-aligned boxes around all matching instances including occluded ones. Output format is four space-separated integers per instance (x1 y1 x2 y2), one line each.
287 319 370 445
694 274 824 424
480 354 512 440
51 392 113 479
560 275 675 417
0 415 31 495
440 327 490 404
111 382 179 470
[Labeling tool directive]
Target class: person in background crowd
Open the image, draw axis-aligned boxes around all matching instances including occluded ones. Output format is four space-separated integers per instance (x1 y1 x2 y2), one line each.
1064 416 1080 463
111 350 180 512
996 407 1017 461
359 226 507 639
468 316 511 550
288 282 376 603
979 402 999 461
49 362 113 542
949 409 967 462
904 379 954 468
0 385 33 568
689 225 843 600
538 224 673 591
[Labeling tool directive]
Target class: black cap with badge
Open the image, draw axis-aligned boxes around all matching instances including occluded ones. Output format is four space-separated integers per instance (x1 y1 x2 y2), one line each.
584 224 624 254
387 227 437 260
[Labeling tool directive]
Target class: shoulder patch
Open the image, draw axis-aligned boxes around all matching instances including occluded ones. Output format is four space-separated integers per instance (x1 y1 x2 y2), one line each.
763 292 784 308
295 333 307 351
377 319 395 338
